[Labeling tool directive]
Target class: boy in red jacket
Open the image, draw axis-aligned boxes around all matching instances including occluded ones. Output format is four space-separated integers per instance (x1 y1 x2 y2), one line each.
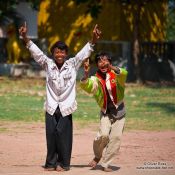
81 53 128 172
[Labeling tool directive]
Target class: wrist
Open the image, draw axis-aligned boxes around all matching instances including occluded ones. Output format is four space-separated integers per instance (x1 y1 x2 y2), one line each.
114 67 120 74
23 36 30 45
25 40 33 49
85 71 89 77
81 75 88 82
83 71 89 78
89 40 95 46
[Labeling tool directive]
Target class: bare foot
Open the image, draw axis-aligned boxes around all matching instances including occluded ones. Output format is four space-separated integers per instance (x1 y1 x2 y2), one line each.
88 157 100 168
44 167 55 171
56 166 66 172
102 167 113 172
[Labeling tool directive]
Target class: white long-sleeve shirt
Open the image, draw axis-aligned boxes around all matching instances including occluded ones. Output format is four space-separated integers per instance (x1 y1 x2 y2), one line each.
27 40 94 116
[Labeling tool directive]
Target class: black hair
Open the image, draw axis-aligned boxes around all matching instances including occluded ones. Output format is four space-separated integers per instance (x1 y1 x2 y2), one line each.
95 52 112 64
50 41 68 55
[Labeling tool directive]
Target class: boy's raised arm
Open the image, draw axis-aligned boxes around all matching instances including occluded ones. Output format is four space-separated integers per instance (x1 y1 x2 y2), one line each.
19 22 30 45
90 24 102 45
81 58 90 81
70 24 102 71
19 22 48 68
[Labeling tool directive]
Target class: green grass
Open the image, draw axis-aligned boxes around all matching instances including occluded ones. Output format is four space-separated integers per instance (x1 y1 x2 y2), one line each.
125 85 175 130
0 77 175 130
0 94 44 121
0 77 45 122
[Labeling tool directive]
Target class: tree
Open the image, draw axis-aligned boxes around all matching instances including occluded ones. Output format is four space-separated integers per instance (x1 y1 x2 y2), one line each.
74 0 103 18
73 0 167 82
121 0 150 82
0 0 40 29
166 0 175 40
0 0 40 63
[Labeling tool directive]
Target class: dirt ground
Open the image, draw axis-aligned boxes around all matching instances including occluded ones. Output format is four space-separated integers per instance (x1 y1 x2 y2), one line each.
0 121 175 175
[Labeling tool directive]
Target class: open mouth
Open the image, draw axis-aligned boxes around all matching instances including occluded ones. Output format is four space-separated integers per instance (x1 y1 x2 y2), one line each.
100 64 109 72
55 57 64 63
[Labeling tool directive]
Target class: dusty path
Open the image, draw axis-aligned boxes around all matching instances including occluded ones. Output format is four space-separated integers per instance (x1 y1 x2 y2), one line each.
0 122 175 175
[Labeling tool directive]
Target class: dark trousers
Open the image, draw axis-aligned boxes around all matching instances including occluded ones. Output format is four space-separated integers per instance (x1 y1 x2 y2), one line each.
45 106 73 169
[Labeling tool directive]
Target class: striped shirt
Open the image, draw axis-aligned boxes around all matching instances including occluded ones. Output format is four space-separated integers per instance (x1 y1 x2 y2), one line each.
27 40 94 116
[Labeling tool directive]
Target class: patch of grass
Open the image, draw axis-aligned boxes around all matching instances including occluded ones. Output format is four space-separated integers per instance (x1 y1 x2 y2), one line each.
75 83 175 130
0 127 8 133
0 77 175 130
124 85 175 130
0 94 44 121
0 77 45 122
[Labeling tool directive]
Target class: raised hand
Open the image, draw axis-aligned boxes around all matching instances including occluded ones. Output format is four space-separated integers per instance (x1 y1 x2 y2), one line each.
19 22 27 37
108 64 120 74
91 24 102 44
83 58 90 74
82 58 90 81
19 22 29 43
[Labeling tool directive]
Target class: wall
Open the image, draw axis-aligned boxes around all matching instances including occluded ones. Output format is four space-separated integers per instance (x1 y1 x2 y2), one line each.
38 0 167 54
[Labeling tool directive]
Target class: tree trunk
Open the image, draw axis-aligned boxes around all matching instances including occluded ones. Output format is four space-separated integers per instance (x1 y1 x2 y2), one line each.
132 3 142 83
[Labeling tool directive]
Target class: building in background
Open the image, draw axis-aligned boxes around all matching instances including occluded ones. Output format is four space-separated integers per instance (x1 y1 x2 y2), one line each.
0 0 174 82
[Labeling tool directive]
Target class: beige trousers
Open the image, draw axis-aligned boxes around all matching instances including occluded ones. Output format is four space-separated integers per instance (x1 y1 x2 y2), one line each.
93 114 125 168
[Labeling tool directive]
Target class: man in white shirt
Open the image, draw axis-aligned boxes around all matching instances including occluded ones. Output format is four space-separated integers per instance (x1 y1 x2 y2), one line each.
19 23 101 172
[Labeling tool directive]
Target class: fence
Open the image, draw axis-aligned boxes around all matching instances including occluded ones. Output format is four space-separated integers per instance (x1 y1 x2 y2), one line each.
94 40 175 82
140 41 175 82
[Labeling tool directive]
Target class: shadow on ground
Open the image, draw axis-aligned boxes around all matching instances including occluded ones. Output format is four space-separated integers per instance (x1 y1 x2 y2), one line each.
71 164 120 171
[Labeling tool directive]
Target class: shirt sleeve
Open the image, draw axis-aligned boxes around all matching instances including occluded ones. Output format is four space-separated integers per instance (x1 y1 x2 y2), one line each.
68 42 94 71
116 68 128 86
80 76 98 94
26 40 49 69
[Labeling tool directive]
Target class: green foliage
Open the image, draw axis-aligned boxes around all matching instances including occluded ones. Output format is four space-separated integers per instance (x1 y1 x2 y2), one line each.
73 0 102 18
166 0 175 40
27 0 40 11
0 0 40 26
73 0 153 19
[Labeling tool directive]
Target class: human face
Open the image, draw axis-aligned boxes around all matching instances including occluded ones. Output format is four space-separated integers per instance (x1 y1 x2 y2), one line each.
97 56 111 74
53 48 67 65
